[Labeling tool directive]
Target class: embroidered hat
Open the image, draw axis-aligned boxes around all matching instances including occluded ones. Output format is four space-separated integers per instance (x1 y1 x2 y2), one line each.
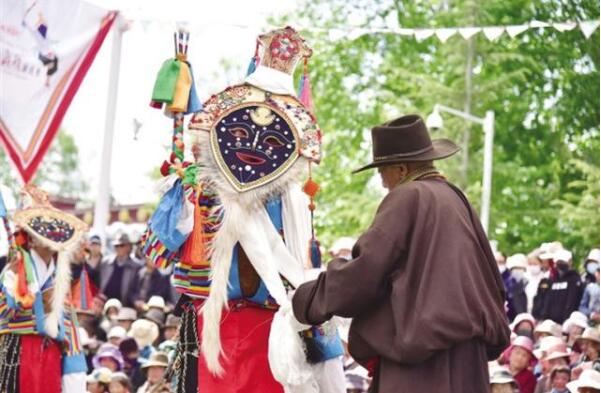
12 185 87 252
189 27 321 192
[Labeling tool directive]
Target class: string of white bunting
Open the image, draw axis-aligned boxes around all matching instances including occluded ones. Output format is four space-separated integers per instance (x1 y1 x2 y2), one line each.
313 19 600 42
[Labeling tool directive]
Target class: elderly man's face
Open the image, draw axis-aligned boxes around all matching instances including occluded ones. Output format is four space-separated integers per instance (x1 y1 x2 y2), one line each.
378 165 407 191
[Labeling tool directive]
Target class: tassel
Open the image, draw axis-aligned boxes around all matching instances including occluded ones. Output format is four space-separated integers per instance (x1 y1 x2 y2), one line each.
246 40 260 76
296 73 305 98
309 238 321 268
168 60 192 113
180 187 206 267
185 61 202 114
78 268 94 310
150 59 181 105
303 162 322 268
299 58 315 113
15 251 34 308
246 56 257 76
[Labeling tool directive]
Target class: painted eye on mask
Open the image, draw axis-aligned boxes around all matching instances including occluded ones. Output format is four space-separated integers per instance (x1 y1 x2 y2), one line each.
264 136 285 148
229 127 249 139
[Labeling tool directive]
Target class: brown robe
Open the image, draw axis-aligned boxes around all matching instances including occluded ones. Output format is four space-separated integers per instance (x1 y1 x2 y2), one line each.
293 178 510 393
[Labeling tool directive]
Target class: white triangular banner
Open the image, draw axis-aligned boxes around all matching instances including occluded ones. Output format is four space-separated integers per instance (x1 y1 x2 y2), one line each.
414 28 435 41
505 24 529 37
435 28 457 43
458 27 481 39
530 20 550 28
482 27 505 41
552 22 577 32
579 20 600 38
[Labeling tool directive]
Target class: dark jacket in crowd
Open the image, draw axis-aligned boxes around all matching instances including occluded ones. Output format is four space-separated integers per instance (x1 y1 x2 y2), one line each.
134 267 174 305
537 269 584 324
293 178 510 393
507 276 528 321
532 277 552 320
99 256 141 307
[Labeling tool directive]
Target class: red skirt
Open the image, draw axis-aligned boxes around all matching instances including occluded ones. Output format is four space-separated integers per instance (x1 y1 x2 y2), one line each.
20 335 62 393
196 300 284 393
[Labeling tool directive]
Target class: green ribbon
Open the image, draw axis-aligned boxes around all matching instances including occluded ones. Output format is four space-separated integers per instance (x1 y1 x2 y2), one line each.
151 59 181 103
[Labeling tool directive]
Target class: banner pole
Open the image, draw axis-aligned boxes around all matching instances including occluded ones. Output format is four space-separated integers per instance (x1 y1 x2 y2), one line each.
92 15 124 241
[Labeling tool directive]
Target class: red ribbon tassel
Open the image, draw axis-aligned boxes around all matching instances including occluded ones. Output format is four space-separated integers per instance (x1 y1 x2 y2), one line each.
180 190 206 267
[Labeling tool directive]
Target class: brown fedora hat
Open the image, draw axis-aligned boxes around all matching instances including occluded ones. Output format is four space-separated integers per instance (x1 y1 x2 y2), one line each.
353 114 460 173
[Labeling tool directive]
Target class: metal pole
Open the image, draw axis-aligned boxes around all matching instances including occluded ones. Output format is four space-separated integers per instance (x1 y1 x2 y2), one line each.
480 110 495 235
92 17 124 241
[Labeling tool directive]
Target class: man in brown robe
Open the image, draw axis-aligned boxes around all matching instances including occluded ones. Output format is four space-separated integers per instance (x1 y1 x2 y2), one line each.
292 114 511 392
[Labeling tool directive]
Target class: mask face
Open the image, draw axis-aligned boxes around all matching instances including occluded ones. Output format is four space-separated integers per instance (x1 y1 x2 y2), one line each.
586 262 599 275
211 103 299 191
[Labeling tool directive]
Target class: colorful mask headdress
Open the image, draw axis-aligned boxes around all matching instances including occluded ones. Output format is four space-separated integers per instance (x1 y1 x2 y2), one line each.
188 26 327 388
10 185 87 337
141 26 329 390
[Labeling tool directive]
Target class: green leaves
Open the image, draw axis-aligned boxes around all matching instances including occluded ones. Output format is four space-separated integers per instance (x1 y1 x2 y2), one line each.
281 0 599 261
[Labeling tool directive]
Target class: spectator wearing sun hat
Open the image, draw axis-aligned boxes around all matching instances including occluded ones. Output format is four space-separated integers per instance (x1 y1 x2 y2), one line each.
137 352 170 393
93 343 125 372
512 313 537 339
490 367 519 393
535 320 563 342
539 250 584 325
116 307 138 332
109 371 133 393
128 319 159 366
108 326 128 347
100 298 122 333
575 328 600 368
534 342 572 393
582 249 600 286
549 365 572 393
501 336 538 393
564 312 590 347
86 367 112 393
99 233 141 307
566 369 600 393
507 254 530 321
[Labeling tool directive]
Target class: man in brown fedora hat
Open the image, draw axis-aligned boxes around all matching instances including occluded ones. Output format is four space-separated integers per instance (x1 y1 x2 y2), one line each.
292 114 510 392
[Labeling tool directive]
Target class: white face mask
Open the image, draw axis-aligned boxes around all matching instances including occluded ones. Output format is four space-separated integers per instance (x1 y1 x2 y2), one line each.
512 269 525 281
528 265 541 276
498 265 507 273
586 262 599 275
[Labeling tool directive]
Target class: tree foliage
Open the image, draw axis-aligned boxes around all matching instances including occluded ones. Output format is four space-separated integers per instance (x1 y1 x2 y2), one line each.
277 0 599 260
